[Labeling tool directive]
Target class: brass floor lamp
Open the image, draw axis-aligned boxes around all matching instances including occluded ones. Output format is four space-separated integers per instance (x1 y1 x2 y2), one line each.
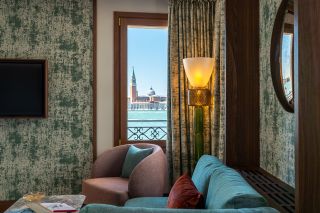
183 57 214 161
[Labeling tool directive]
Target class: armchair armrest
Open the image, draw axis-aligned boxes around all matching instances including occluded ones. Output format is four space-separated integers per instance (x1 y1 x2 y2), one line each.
128 146 168 198
92 144 129 178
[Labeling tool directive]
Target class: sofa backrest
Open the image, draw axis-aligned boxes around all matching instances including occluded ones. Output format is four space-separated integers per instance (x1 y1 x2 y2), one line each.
205 167 268 209
191 155 224 199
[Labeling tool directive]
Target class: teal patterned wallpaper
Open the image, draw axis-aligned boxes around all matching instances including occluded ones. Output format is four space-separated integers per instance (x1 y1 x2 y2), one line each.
259 0 295 187
0 0 93 199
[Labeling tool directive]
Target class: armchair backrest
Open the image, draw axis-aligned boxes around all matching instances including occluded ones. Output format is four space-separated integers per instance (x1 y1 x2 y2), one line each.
128 143 167 198
93 143 164 178
92 143 167 198
92 144 129 178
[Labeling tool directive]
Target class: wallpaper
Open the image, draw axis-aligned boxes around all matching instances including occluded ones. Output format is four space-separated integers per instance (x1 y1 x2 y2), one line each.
259 0 295 187
0 0 93 200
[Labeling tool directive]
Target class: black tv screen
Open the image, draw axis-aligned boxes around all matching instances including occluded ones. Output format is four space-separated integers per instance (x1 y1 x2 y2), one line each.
0 59 47 117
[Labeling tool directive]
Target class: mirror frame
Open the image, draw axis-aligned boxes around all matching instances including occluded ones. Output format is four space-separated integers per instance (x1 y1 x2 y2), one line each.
270 0 294 113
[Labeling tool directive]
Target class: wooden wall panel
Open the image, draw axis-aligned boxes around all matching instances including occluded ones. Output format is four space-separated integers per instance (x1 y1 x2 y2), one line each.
0 201 15 213
296 0 320 211
225 0 260 168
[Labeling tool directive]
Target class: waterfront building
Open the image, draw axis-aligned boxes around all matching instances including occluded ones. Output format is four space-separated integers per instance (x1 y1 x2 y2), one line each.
128 68 167 110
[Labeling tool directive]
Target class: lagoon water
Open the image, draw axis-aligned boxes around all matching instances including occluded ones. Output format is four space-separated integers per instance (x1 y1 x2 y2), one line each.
128 110 167 140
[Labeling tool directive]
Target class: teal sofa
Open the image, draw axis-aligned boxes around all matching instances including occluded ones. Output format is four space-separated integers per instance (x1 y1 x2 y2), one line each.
80 155 278 213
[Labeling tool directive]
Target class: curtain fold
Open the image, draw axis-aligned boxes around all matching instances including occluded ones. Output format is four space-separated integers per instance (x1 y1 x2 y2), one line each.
167 0 225 183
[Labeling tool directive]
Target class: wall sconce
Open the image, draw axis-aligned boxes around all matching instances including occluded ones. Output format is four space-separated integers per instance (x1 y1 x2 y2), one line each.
183 57 214 161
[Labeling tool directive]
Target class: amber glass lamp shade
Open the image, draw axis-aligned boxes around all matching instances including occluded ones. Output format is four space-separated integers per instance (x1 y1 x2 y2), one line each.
183 57 214 107
183 57 215 88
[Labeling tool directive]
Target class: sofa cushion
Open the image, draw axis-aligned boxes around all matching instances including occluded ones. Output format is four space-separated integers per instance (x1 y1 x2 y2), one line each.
121 145 153 178
192 155 224 199
125 197 168 208
205 168 268 209
82 177 129 206
80 204 280 213
167 174 204 209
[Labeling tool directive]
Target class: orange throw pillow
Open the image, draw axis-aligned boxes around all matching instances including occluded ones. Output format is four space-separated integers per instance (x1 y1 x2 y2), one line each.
167 174 204 209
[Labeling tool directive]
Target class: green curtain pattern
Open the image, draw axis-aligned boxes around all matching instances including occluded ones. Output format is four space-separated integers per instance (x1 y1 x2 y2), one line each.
167 0 225 183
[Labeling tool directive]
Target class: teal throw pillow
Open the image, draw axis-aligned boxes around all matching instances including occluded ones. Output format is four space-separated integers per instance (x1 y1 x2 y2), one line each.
121 145 153 178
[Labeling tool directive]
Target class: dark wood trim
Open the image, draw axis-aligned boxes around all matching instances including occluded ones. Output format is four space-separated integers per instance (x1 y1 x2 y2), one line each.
239 168 295 213
296 0 320 211
44 59 48 118
229 165 260 170
0 200 15 213
294 0 299 210
114 12 121 147
113 12 168 147
119 19 128 145
270 0 294 113
92 0 97 161
284 23 294 34
287 0 294 14
258 168 295 197
0 59 48 118
225 0 260 168
114 12 168 21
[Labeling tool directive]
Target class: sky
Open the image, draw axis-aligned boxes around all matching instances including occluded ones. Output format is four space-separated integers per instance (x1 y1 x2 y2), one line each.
127 27 168 97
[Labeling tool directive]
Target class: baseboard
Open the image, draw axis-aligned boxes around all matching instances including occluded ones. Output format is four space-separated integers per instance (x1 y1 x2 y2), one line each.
0 200 16 213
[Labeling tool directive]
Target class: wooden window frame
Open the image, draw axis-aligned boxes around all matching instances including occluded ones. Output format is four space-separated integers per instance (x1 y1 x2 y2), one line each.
113 12 168 150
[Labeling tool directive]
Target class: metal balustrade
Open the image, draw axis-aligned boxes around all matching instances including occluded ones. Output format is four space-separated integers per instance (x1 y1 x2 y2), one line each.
128 119 167 141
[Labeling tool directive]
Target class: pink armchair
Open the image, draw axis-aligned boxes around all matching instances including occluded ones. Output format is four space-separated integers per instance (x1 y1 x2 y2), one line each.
82 143 168 206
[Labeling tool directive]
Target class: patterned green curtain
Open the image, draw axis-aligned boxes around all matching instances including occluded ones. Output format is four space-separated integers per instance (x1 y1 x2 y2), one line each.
167 0 225 183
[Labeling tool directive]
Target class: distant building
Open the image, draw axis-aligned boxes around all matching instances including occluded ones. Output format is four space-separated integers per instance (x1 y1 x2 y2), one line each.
130 68 138 102
128 67 167 110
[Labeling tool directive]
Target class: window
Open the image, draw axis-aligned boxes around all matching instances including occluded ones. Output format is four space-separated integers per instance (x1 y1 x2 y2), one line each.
114 12 168 149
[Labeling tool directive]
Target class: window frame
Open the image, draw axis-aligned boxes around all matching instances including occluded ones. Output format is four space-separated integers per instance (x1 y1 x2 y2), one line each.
113 12 168 150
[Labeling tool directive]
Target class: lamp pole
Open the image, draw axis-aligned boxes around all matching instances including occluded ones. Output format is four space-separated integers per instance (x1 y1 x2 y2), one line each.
194 106 204 162
187 88 210 162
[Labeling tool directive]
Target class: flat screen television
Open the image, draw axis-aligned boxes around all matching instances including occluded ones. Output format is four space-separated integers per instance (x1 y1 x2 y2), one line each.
0 59 48 118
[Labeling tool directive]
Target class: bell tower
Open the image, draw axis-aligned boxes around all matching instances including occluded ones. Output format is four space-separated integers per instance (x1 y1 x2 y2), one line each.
130 67 137 102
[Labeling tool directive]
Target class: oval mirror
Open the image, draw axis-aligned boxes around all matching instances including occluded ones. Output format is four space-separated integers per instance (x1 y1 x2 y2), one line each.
271 0 294 113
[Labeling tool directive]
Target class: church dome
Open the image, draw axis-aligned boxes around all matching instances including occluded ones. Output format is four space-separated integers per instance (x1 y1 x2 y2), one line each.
148 87 156 96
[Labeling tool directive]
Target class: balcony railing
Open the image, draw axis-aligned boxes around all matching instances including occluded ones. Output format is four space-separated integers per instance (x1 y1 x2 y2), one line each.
128 119 167 141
